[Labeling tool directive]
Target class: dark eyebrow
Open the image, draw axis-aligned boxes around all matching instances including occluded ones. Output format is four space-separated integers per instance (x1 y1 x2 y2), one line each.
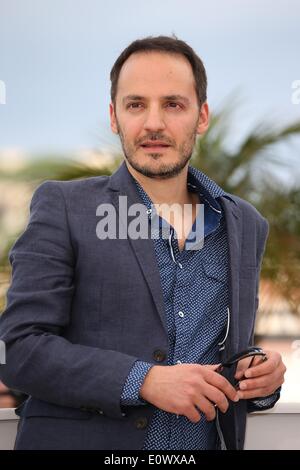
122 94 190 105
163 95 190 105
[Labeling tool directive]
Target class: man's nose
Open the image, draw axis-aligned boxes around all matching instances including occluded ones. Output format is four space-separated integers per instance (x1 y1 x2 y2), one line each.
143 105 166 132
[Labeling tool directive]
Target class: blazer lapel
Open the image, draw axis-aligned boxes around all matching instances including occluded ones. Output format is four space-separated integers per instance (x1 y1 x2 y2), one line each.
108 162 168 335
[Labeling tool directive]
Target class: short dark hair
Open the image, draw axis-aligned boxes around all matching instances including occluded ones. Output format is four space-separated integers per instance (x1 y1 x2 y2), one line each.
110 35 207 108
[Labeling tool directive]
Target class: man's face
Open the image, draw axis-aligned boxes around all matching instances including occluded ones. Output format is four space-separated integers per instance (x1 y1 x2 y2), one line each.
110 51 209 179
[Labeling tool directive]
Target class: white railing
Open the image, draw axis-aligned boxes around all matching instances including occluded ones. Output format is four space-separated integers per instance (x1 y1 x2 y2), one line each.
1 402 300 450
0 408 18 450
244 402 300 450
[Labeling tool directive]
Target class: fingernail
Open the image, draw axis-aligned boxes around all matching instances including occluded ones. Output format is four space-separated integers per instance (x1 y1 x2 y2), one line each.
239 382 247 390
244 370 251 378
233 394 239 402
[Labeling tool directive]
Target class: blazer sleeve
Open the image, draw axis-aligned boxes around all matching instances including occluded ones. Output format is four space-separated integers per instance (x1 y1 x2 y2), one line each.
0 181 139 419
247 215 281 412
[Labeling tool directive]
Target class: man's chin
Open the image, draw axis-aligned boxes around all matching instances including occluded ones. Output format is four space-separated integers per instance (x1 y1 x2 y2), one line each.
126 157 188 180
128 162 184 179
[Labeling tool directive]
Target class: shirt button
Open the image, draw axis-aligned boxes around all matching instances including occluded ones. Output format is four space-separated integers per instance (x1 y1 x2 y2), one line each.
176 360 182 364
134 417 148 430
153 349 166 362
178 311 185 318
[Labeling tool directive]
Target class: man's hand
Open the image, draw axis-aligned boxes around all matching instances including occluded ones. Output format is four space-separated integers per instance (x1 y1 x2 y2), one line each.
0 381 18 408
139 363 240 423
235 350 286 399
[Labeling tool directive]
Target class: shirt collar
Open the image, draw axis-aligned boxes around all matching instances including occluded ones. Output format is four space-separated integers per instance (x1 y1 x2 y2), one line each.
133 166 232 248
187 166 226 213
133 165 232 214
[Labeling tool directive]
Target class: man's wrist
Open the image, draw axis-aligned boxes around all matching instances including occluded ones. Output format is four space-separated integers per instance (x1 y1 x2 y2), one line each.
139 365 162 402
121 360 154 406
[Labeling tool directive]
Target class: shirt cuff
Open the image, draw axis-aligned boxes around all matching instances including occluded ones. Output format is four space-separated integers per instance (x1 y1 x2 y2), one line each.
247 387 281 413
120 360 154 406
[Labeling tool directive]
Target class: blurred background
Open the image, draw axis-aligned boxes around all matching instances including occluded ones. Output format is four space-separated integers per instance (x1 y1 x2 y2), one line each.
0 0 299 407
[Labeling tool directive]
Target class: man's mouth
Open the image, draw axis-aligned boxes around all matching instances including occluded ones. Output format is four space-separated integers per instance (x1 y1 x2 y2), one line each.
140 142 171 150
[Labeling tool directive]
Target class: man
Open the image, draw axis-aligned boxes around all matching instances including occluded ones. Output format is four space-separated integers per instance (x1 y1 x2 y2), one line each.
0 36 285 450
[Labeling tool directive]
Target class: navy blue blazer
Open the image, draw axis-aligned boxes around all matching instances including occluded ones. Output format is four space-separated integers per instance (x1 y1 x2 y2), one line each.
0 161 270 449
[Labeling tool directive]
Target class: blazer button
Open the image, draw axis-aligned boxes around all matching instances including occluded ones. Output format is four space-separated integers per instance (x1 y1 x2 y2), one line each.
153 349 166 362
135 417 148 430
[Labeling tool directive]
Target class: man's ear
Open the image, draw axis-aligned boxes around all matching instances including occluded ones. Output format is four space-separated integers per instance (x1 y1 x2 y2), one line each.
109 103 118 134
196 102 210 136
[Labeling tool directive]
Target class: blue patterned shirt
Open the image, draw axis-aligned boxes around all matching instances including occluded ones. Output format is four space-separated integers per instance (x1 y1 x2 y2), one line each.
120 165 231 450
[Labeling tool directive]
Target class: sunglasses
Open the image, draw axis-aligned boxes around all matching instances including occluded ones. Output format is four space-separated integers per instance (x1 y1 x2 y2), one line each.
216 346 267 388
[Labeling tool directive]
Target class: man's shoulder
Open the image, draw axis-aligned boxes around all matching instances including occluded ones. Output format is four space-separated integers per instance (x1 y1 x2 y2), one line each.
224 193 267 225
39 174 111 191
32 174 112 202
28 175 116 218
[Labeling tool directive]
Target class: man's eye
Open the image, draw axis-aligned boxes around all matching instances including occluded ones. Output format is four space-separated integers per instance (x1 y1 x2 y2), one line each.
167 102 181 109
127 103 143 109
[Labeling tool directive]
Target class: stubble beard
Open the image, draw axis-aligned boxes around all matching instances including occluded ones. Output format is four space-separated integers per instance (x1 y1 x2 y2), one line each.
116 118 199 180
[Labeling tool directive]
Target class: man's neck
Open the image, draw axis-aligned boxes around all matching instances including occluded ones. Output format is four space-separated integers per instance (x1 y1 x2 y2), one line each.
125 161 192 206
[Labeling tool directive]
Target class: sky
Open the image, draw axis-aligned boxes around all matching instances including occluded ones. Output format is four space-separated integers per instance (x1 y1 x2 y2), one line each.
0 0 300 161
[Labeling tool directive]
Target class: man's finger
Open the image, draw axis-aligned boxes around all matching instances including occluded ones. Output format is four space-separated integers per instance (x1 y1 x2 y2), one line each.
234 357 254 379
204 383 229 413
243 352 278 378
204 364 221 371
205 370 240 402
195 396 217 422
184 405 202 424
238 375 269 391
235 355 265 379
237 388 269 400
